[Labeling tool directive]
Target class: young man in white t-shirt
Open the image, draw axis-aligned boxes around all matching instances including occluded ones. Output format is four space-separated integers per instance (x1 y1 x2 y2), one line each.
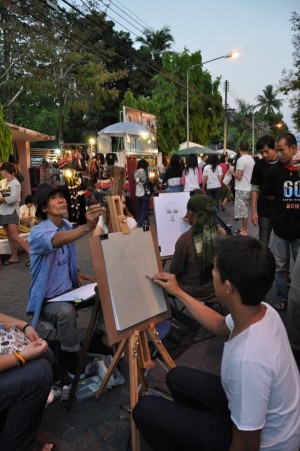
133 235 300 451
229 141 255 235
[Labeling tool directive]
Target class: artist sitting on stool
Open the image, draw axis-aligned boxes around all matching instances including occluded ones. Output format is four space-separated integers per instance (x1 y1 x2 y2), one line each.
26 183 105 379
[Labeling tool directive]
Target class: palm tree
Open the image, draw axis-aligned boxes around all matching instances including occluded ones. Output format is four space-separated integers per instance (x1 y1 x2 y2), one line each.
255 85 283 115
136 26 174 61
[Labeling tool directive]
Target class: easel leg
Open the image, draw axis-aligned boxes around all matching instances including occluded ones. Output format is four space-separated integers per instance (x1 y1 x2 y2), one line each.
129 331 141 451
95 338 127 399
147 323 176 369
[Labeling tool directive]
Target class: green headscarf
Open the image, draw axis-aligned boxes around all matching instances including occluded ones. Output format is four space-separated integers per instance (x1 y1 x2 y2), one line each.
187 194 217 273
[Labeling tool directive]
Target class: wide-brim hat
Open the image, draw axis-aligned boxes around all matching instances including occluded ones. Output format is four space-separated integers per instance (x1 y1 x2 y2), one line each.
36 183 69 219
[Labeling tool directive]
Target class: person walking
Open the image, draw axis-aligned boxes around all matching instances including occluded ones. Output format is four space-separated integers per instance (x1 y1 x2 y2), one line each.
228 141 254 235
251 135 278 245
202 154 223 211
134 159 151 227
181 153 203 192
0 162 30 264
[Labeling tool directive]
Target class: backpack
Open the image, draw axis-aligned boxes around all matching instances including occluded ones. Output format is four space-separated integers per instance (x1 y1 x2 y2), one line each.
143 179 154 196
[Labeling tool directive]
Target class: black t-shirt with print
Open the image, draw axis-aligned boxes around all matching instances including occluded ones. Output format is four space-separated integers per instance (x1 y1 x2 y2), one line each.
251 158 278 218
262 162 300 239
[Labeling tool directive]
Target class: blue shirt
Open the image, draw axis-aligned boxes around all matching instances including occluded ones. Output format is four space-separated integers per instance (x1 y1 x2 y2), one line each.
26 218 79 328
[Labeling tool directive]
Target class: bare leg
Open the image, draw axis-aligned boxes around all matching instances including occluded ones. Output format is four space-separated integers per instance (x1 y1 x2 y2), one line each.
6 224 30 256
240 217 248 236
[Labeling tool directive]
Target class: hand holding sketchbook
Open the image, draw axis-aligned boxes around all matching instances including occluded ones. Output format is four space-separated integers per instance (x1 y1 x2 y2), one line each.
46 283 97 303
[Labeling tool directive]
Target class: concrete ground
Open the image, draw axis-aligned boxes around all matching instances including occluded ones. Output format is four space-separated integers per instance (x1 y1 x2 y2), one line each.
0 199 292 450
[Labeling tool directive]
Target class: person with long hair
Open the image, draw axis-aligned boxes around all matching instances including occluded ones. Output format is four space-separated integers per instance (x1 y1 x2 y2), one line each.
0 162 30 264
134 159 150 227
202 154 223 211
93 194 137 236
219 154 232 211
169 194 220 300
181 153 203 192
163 154 183 192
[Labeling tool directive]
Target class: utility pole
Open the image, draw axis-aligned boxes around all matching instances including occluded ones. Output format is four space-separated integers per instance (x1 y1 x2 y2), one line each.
223 80 229 154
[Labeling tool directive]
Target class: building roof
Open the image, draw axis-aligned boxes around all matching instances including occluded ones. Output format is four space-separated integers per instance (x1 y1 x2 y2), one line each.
6 123 55 142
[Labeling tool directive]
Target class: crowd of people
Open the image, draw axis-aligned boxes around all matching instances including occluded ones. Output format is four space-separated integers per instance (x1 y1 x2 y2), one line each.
0 131 300 450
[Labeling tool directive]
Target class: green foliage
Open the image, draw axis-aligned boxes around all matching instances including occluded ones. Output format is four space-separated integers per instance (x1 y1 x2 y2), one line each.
255 85 283 115
279 12 300 129
0 103 13 162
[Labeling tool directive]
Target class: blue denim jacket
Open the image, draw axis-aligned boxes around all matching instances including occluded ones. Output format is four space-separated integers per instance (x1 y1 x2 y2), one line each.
26 219 79 328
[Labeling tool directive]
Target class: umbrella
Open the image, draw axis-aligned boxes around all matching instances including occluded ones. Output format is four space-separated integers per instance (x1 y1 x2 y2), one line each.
98 121 155 139
174 146 221 156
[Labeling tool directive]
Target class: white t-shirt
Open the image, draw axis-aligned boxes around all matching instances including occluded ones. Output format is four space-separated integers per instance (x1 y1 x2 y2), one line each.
222 303 300 451
19 204 36 219
182 168 202 192
203 164 222 189
235 154 255 192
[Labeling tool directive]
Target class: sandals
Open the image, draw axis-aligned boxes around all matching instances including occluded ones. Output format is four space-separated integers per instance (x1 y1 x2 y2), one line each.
33 442 56 451
4 260 19 265
273 301 287 312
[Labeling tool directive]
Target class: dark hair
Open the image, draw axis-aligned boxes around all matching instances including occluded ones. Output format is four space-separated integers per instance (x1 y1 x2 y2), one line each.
239 140 249 152
256 135 275 151
25 195 34 204
219 154 227 163
184 153 198 174
208 154 219 172
170 154 181 167
276 132 297 147
215 235 275 306
0 162 16 174
137 158 149 170
8 155 17 164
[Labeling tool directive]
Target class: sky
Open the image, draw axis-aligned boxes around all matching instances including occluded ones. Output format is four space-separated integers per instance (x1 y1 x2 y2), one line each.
102 0 299 132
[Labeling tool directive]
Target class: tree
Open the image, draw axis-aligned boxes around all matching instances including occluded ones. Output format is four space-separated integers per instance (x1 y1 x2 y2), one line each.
0 103 13 162
136 26 174 63
280 12 300 129
255 84 283 115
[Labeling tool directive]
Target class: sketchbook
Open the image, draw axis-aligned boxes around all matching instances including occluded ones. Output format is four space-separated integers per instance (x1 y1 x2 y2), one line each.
46 283 97 303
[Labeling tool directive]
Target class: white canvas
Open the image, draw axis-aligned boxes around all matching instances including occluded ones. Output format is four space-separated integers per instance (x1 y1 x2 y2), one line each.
101 229 168 331
154 192 190 257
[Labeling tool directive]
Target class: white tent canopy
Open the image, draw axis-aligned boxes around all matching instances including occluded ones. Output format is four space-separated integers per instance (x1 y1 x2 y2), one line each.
179 141 204 150
219 148 237 157
98 121 154 139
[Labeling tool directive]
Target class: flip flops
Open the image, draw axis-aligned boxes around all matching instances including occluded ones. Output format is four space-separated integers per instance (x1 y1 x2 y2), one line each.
4 260 19 265
273 301 287 312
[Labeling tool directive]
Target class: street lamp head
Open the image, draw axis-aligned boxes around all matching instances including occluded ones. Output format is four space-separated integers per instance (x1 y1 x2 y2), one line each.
225 50 240 59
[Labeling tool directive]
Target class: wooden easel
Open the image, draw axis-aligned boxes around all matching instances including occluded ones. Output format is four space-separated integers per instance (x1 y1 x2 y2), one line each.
67 196 175 451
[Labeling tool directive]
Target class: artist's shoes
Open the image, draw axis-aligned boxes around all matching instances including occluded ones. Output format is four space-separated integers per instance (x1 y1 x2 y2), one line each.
86 334 113 357
65 352 86 380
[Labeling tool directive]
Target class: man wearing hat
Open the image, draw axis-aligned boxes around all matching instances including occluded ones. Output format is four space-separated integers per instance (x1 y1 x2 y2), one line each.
26 183 104 378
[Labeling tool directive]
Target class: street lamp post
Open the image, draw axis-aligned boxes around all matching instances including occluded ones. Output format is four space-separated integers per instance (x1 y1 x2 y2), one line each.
186 51 239 149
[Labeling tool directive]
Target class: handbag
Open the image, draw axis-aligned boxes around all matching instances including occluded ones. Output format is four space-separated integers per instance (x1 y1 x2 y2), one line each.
0 323 30 355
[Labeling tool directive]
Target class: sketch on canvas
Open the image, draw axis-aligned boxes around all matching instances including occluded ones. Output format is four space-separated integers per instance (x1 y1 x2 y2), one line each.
101 228 168 331
154 192 190 257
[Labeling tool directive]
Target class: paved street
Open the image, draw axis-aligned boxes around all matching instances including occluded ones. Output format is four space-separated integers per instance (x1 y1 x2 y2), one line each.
0 200 278 451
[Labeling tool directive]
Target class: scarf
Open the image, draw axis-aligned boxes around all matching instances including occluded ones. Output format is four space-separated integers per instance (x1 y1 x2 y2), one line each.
187 195 217 272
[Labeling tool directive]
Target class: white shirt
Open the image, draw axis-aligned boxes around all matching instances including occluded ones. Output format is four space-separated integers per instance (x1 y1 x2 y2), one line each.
222 303 300 450
235 154 255 192
203 164 222 189
97 214 137 234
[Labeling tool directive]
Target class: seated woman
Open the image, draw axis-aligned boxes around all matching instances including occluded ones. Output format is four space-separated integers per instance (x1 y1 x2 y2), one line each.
0 312 54 451
169 194 221 301
19 195 38 228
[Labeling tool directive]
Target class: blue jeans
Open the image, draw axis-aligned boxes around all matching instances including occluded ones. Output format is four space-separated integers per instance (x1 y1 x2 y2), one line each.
0 351 53 450
258 216 272 245
166 185 183 193
273 233 300 300
133 366 232 451
137 195 150 228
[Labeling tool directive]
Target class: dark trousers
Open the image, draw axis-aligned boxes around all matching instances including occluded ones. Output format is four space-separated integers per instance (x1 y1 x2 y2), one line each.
206 188 222 212
137 195 150 227
133 366 232 451
0 352 53 451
